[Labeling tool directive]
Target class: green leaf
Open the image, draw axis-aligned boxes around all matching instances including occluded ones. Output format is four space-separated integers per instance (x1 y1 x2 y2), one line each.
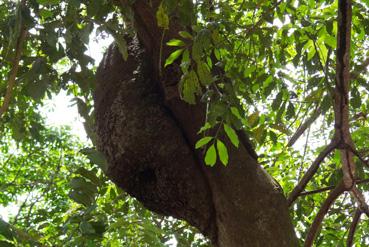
179 70 201 104
179 31 193 39
254 126 265 144
216 140 229 166
68 190 94 207
197 62 213 86
75 168 101 186
351 87 361 109
36 0 60 4
167 39 185 47
79 221 95 235
198 122 212 134
0 219 14 240
271 92 283 111
69 177 98 195
39 9 53 19
156 4 169 29
192 39 202 62
195 136 213 149
164 49 184 67
286 102 295 120
248 112 259 127
80 148 107 172
230 107 242 120
115 37 128 61
180 49 190 73
224 124 239 148
0 241 15 247
205 144 217 166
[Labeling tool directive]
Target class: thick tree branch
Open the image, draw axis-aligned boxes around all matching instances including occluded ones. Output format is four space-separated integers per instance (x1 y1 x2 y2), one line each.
287 140 337 206
334 0 354 189
304 181 345 247
346 209 362 247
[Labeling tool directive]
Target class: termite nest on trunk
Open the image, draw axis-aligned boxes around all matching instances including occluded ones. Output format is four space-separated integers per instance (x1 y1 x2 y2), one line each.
93 36 217 239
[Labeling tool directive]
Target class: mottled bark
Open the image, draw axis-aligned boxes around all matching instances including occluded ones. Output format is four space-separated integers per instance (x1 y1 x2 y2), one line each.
94 1 298 246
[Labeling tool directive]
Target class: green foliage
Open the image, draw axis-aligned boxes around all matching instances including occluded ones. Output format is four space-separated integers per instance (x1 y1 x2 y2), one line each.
156 3 169 30
0 127 209 246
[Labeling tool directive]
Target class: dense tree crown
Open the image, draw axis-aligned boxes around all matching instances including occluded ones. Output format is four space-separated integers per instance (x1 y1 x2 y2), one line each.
0 0 369 246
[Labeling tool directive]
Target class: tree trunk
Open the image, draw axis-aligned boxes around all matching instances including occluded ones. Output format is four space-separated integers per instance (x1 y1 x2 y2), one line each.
94 1 298 246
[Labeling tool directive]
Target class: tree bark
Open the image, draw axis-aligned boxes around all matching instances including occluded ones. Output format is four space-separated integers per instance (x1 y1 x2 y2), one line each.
94 1 298 246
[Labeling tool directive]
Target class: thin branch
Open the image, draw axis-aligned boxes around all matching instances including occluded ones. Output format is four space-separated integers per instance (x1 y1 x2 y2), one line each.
12 186 34 225
25 151 63 226
287 107 321 147
349 145 369 170
300 178 369 196
287 140 337 206
304 181 345 247
346 209 362 247
350 56 369 80
350 186 369 218
0 12 28 118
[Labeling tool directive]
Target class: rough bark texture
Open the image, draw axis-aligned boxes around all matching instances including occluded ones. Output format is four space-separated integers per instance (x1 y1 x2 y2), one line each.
94 1 298 246
95 39 216 238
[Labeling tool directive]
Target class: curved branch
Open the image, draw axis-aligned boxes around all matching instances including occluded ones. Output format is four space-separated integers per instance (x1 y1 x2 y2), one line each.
304 181 345 247
287 140 337 206
346 209 362 247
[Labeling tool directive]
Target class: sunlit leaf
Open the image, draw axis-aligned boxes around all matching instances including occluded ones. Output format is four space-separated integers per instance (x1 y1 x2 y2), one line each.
165 49 184 67
224 124 239 148
216 139 228 166
205 144 217 166
195 136 213 149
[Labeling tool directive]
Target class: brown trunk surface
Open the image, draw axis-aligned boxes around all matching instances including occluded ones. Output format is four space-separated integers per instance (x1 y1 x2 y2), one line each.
94 1 298 246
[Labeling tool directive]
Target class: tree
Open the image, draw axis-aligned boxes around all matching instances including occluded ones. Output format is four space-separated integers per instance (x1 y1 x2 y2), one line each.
0 0 369 246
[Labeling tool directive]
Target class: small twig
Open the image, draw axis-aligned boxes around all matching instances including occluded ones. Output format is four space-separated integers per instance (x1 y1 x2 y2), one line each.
287 140 337 206
346 208 362 247
287 107 321 147
297 125 311 181
300 178 369 196
304 181 345 247
350 56 369 80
